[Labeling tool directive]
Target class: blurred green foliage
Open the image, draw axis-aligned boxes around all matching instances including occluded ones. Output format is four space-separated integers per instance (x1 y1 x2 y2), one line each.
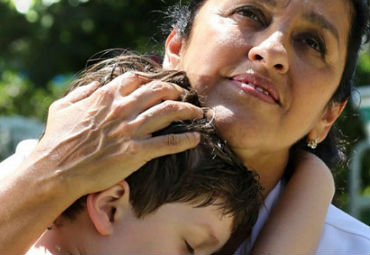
0 0 178 119
0 0 369 224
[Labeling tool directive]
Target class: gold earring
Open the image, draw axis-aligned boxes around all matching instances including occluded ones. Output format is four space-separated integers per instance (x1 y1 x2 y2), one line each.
307 139 318 149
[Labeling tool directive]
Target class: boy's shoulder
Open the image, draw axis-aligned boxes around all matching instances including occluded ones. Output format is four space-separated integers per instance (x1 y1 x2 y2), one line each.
316 204 370 255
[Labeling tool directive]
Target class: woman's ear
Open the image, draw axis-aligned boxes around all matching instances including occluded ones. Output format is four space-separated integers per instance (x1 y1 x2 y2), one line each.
308 100 347 143
86 181 131 236
163 29 184 69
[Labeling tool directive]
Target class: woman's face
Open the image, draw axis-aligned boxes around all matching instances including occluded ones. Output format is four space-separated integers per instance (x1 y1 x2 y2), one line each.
166 0 351 161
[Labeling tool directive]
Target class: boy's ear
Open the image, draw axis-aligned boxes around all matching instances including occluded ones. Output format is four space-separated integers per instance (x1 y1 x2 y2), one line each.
307 100 347 143
86 181 131 236
163 29 184 69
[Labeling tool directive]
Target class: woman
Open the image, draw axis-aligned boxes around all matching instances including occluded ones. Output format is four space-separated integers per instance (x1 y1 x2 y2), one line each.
0 0 369 254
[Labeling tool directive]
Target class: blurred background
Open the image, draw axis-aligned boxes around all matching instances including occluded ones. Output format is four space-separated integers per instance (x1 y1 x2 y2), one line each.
0 0 369 224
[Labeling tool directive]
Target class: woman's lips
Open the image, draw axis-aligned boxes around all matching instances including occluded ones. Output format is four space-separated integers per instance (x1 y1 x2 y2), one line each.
231 80 276 104
230 74 280 105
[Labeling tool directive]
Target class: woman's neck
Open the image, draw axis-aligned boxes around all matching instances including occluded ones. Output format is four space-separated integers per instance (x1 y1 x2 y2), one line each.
236 148 290 196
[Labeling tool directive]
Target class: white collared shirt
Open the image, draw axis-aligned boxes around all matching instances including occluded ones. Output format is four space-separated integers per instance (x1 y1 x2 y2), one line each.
235 180 370 255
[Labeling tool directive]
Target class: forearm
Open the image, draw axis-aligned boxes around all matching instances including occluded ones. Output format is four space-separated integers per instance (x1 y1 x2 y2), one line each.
251 153 335 254
0 150 79 254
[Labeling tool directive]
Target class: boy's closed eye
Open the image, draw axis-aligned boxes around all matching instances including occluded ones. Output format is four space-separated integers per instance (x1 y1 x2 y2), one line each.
183 220 227 255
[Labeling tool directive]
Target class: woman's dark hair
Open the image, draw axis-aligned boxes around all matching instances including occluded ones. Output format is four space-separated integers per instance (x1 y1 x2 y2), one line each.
61 51 263 234
165 0 370 169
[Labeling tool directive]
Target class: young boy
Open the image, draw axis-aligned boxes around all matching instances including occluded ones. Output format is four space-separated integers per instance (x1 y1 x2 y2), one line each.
26 53 263 255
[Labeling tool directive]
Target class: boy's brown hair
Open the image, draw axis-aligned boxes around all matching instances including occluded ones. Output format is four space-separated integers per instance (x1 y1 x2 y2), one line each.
61 50 263 234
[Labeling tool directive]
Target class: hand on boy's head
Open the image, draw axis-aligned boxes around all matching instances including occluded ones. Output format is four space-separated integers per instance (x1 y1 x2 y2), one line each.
36 70 203 197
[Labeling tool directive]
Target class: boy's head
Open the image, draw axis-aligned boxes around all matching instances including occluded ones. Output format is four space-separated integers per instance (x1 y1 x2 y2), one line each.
52 51 262 254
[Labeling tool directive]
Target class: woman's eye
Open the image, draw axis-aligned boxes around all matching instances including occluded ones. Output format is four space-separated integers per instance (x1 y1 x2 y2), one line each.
304 38 322 52
185 240 195 254
298 34 327 56
234 6 266 25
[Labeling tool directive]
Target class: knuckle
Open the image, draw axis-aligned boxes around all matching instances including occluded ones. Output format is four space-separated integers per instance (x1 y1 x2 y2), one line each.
167 134 179 146
149 81 168 92
96 87 111 96
95 87 114 100
120 71 151 85
125 141 141 156
161 101 180 112
112 100 124 111
185 132 198 145
180 103 203 118
76 86 89 97
124 71 137 79
116 71 135 84
138 111 153 125
107 120 132 137
87 81 101 91
49 99 62 111
90 80 100 86
110 103 122 116
190 105 203 118
120 122 133 135
109 101 127 118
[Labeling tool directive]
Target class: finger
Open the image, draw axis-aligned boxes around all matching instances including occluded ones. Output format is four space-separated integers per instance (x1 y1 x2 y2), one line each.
65 81 101 103
126 81 187 117
104 71 152 96
138 132 201 160
133 101 204 136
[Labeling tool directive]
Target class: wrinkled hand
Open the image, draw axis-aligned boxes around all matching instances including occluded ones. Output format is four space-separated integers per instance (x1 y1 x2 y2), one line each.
36 72 203 196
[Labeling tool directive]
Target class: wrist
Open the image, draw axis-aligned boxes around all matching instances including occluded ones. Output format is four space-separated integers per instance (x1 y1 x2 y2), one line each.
17 146 83 207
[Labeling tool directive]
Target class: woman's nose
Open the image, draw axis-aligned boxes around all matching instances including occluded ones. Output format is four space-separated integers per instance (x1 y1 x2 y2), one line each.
248 32 289 74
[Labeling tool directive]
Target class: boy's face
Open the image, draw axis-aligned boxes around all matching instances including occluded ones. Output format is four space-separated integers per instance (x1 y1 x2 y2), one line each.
89 202 233 255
